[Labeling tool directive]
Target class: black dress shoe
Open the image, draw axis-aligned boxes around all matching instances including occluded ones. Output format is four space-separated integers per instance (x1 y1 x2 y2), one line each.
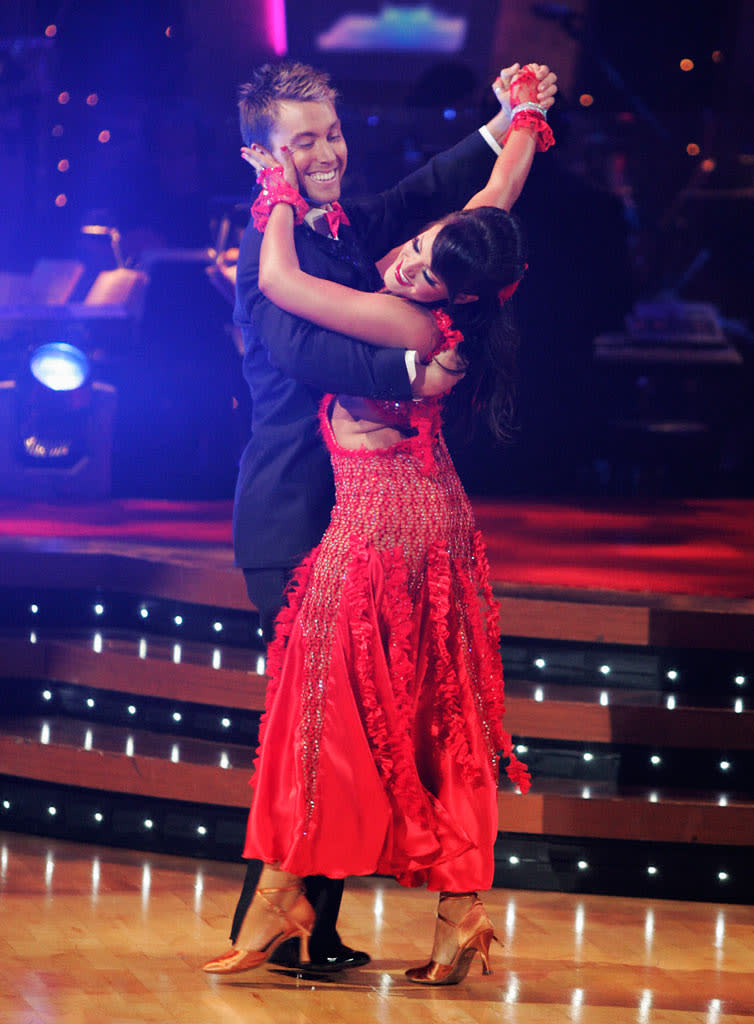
270 939 370 973
308 945 371 972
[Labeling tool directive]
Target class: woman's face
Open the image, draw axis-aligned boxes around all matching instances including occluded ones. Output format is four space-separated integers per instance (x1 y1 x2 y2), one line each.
382 223 449 304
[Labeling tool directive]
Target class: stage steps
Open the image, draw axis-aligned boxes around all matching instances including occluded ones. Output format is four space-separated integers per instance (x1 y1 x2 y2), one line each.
4 631 752 747
2 589 753 903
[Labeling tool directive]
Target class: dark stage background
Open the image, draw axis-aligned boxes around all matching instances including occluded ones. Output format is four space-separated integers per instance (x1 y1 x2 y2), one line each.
1 0 752 500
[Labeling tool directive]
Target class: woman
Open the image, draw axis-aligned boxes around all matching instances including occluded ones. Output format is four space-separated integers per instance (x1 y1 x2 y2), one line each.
204 67 552 984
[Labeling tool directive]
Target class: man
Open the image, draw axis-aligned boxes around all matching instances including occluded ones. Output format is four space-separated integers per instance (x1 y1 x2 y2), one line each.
216 59 556 974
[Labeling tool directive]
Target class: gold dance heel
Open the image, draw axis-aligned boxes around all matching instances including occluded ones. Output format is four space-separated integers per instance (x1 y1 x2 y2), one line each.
405 896 498 986
202 883 314 974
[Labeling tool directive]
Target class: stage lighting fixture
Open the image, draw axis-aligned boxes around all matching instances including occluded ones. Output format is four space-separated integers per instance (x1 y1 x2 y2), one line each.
0 334 116 498
16 340 93 469
29 342 90 392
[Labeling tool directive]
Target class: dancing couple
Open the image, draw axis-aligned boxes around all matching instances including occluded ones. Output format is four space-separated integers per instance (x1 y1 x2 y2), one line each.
204 57 556 984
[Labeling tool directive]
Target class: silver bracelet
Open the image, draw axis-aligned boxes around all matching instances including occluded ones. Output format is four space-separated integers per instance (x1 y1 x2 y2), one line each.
510 101 548 120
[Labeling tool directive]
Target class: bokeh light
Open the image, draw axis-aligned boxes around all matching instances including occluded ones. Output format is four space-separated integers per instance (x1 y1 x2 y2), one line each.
45 25 57 38
686 142 700 156
579 94 594 107
680 58 694 72
57 159 70 172
57 91 70 105
98 130 111 143
86 93 99 106
55 194 68 207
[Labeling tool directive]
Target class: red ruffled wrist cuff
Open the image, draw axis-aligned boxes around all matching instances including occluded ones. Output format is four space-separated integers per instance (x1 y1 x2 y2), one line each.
503 109 555 153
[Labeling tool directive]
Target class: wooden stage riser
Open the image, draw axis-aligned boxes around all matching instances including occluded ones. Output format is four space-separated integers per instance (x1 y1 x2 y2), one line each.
496 790 754 846
0 736 252 809
3 742 753 846
4 638 753 750
498 596 754 651
2 638 268 711
0 551 251 613
4 551 754 649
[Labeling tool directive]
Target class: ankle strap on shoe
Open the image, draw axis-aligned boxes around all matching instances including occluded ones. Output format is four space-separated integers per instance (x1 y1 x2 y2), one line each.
437 893 479 925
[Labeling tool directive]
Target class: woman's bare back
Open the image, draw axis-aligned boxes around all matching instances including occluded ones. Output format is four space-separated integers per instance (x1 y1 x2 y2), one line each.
329 395 416 451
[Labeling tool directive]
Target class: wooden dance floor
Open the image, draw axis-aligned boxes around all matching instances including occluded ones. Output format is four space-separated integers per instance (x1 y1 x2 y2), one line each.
1 831 753 1024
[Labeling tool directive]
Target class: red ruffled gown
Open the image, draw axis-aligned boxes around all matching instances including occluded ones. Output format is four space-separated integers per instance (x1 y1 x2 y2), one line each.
243 316 529 892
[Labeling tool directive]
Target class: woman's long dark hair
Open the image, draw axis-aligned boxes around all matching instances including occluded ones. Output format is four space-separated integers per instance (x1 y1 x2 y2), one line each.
430 207 527 442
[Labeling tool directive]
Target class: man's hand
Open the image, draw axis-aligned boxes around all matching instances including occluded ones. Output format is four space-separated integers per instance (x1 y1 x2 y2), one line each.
486 62 558 144
529 63 558 110
492 62 522 120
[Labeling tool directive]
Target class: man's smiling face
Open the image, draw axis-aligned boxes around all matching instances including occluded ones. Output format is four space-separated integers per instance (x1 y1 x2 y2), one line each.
269 100 347 206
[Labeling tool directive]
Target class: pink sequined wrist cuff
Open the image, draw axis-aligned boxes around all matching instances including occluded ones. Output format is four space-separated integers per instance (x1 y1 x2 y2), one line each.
251 166 309 233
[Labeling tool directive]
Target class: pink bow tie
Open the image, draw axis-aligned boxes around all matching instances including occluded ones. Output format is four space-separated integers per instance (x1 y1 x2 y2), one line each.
323 202 350 239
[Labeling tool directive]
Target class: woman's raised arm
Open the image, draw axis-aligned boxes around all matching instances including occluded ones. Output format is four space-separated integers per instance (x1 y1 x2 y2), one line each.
464 64 552 213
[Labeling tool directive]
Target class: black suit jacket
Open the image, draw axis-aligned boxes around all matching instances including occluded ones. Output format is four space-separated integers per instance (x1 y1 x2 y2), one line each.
233 129 497 569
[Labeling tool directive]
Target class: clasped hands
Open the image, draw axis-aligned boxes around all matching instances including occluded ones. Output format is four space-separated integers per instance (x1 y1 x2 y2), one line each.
494 62 557 117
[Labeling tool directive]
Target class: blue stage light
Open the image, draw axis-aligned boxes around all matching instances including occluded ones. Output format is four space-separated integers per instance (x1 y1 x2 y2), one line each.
29 342 90 392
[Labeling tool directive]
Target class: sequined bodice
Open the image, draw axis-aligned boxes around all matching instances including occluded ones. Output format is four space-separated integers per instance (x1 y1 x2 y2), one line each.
319 398 472 588
345 436 469 578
